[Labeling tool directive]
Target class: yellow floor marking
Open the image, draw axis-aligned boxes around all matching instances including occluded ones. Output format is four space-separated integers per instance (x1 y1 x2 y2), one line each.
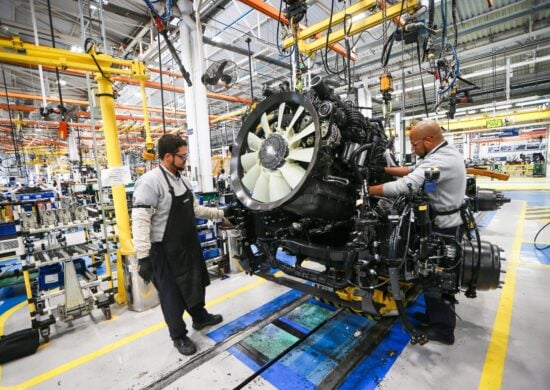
0 302 27 335
0 301 28 387
0 277 268 390
479 202 526 390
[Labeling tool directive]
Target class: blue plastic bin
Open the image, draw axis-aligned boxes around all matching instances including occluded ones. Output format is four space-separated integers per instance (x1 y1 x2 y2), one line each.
38 263 64 290
203 248 220 260
198 229 215 243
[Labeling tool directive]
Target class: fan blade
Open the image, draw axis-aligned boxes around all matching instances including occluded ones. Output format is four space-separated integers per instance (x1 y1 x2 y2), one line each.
242 164 261 191
286 105 304 132
269 171 292 201
260 113 271 136
252 171 270 202
288 147 314 163
289 122 315 145
277 102 286 131
241 151 259 172
247 132 262 151
280 163 306 189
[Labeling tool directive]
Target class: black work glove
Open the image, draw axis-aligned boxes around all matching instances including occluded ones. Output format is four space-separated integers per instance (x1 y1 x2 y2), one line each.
221 201 239 224
138 256 153 284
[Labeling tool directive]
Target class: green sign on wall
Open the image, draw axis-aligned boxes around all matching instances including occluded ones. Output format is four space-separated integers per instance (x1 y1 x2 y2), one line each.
486 118 504 128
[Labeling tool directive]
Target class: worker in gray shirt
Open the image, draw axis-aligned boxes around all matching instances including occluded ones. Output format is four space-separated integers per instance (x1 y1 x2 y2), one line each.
369 120 466 345
132 134 231 356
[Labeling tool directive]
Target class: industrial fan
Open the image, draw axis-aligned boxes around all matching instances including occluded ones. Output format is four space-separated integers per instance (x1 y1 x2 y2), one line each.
231 92 327 213
201 60 238 92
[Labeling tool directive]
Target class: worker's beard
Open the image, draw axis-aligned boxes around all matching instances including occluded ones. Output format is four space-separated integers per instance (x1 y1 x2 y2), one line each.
171 161 185 172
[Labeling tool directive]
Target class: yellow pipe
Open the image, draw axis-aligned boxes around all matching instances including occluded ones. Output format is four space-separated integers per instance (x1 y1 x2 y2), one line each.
296 0 419 56
115 250 126 305
444 108 550 131
139 81 154 151
22 268 35 315
103 252 114 291
210 106 248 125
282 0 377 47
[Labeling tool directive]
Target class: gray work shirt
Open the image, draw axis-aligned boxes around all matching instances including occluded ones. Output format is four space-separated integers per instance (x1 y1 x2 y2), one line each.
383 141 466 228
131 166 223 258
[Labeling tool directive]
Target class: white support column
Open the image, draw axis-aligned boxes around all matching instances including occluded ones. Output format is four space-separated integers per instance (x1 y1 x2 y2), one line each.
176 0 214 192
505 57 512 103
192 2 214 192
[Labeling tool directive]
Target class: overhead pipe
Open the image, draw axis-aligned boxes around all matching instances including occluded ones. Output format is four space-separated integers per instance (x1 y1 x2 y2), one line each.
202 36 291 70
29 0 48 111
237 0 357 61
0 51 250 104
0 92 186 116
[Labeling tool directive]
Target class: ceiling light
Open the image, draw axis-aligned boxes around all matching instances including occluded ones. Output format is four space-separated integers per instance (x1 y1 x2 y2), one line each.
515 98 550 107
59 79 67 86
351 12 367 23
70 45 83 53
90 4 98 10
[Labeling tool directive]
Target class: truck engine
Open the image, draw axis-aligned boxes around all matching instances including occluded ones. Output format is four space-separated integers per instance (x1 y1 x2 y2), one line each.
228 77 508 344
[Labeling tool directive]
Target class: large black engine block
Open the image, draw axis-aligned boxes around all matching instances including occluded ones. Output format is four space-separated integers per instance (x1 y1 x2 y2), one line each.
229 79 507 344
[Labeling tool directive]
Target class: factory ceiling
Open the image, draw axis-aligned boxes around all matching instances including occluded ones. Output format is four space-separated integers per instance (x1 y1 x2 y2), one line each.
0 0 549 145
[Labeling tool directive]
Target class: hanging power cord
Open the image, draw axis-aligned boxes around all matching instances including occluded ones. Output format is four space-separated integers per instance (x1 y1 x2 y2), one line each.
1 65 23 177
276 0 294 58
416 40 430 118
144 0 192 86
534 223 550 251
452 0 458 47
157 33 167 135
45 0 67 139
245 37 255 101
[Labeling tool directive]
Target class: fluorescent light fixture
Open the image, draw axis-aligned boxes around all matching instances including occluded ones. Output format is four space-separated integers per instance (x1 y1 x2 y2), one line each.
59 79 67 86
515 98 550 107
70 45 83 53
90 4 98 10
496 104 512 110
352 12 367 23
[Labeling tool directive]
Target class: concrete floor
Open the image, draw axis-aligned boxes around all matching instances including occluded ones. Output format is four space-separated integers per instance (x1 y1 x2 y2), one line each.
0 177 549 389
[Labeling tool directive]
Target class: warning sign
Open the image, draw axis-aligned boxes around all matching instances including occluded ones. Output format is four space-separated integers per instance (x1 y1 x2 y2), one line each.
101 166 132 187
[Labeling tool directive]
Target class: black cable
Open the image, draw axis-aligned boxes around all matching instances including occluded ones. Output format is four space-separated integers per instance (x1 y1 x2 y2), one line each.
416 40 429 118
157 32 166 135
276 0 293 58
534 222 550 251
452 0 458 47
1 65 23 177
46 0 65 123
245 38 254 101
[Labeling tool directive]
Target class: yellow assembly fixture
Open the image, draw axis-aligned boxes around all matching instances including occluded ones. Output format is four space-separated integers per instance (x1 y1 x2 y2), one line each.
0 35 153 304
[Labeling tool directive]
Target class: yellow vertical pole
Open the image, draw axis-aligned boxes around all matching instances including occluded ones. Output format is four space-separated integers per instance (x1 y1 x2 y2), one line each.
140 80 154 152
96 73 132 304
103 252 114 290
22 268 36 316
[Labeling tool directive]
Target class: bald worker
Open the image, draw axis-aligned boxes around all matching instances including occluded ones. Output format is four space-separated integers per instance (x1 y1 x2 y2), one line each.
369 120 466 345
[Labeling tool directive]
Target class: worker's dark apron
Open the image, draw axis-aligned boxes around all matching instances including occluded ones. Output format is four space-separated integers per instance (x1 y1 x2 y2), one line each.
160 168 209 309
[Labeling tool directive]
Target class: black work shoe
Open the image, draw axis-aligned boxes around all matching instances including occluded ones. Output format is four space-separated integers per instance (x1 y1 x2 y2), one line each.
424 327 455 345
412 311 430 328
192 313 223 330
173 336 197 355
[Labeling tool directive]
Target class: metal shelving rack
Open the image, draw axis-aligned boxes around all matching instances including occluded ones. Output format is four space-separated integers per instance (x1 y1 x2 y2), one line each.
11 197 115 342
